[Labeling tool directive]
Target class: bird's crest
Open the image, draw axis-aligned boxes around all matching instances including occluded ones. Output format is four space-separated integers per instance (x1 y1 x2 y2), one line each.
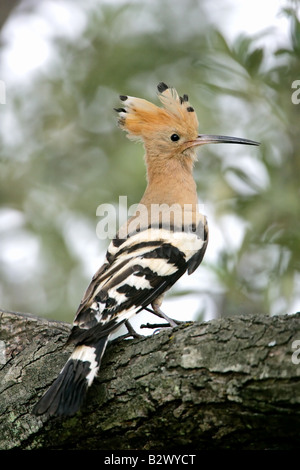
115 82 198 141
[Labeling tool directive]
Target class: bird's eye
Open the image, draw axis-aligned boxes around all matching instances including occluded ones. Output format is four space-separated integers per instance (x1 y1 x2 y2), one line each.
171 133 180 142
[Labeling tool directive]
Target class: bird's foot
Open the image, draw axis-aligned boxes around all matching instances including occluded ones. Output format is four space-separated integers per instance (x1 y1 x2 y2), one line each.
125 320 144 339
144 306 181 328
111 320 144 343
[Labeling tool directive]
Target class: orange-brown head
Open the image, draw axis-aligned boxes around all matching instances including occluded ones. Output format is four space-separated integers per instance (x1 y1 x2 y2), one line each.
115 82 259 165
115 82 199 162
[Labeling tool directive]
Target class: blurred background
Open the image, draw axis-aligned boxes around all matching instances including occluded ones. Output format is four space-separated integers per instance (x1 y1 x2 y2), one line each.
0 0 299 326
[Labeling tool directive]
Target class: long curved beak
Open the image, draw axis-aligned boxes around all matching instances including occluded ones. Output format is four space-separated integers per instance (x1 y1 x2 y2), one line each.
187 134 260 148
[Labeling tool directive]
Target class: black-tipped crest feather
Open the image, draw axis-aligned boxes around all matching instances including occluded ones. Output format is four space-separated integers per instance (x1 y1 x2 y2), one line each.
157 82 169 93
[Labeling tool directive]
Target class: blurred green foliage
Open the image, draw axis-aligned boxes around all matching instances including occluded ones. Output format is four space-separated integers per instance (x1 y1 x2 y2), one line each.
0 1 299 322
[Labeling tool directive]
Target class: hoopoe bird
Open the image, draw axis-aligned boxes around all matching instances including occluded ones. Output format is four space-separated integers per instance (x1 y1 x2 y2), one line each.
33 82 259 417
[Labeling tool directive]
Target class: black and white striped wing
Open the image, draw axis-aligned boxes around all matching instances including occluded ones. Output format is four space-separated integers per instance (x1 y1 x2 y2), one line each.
68 216 208 344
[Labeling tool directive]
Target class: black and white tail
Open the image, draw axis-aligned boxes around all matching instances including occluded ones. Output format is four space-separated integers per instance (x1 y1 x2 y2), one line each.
32 336 109 417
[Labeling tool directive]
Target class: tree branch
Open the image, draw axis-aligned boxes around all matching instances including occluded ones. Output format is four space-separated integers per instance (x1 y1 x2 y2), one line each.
0 309 299 450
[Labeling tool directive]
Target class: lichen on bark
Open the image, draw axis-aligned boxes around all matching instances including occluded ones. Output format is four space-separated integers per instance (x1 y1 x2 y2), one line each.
0 310 300 450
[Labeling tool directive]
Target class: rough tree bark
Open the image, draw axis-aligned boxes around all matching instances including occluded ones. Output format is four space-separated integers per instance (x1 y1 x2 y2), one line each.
0 309 299 450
